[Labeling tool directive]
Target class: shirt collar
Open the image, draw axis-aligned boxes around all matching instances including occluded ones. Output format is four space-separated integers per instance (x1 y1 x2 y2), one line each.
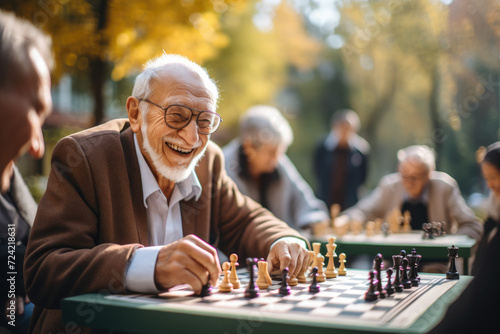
133 134 202 208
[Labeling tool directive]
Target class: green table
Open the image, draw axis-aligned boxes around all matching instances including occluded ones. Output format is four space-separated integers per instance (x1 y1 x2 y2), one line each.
312 232 477 274
62 269 472 334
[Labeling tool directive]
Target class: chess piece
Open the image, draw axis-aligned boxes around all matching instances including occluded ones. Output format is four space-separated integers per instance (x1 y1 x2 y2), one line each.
374 218 383 234
325 237 338 278
244 258 259 298
296 260 308 283
402 210 412 232
218 262 233 293
365 221 375 237
279 267 291 296
387 208 403 233
309 267 320 293
330 203 341 230
256 259 272 290
409 248 420 286
384 267 395 295
446 245 460 280
229 253 241 289
364 270 379 302
392 255 404 292
312 242 321 269
198 283 212 297
289 276 299 286
381 221 390 237
316 254 326 282
307 250 315 271
352 220 362 235
373 254 387 298
338 253 347 275
400 249 407 258
401 258 412 289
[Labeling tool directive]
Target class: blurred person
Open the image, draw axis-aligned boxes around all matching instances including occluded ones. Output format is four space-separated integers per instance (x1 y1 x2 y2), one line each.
313 109 370 211
427 142 500 333
24 54 310 333
336 145 482 242
223 105 330 233
0 10 53 193
0 10 53 334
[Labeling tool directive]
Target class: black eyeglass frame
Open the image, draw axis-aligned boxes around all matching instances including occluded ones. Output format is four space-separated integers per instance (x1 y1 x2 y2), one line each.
138 98 222 135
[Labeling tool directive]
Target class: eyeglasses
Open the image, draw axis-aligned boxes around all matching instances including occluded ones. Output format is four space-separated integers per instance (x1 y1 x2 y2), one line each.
139 99 222 135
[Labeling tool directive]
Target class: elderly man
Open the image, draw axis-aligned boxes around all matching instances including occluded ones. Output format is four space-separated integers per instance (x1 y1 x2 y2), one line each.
313 109 370 211
336 145 482 241
223 105 330 232
0 11 52 334
24 54 310 333
0 10 53 193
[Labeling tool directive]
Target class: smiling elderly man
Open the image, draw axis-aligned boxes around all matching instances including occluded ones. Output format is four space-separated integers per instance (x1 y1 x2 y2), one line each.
24 54 310 333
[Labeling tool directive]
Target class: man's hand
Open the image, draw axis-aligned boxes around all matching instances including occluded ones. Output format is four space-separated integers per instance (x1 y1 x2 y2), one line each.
154 235 221 294
266 239 309 281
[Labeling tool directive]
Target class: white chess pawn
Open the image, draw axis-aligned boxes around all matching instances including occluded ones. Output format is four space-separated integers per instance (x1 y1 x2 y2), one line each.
218 262 233 292
229 253 240 288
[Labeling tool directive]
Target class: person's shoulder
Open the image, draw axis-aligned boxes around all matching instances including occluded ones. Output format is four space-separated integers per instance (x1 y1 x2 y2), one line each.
69 118 130 141
378 172 401 187
430 171 459 188
54 118 131 157
351 134 370 155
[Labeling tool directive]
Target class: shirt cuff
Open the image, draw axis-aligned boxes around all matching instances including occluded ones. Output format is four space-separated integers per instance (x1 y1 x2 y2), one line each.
125 246 162 293
270 237 308 250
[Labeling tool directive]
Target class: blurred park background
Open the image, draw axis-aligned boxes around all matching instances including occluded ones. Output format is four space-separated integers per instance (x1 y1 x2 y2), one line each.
2 0 500 213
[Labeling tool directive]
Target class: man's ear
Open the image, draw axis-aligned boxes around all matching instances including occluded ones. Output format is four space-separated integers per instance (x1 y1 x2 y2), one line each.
126 96 142 133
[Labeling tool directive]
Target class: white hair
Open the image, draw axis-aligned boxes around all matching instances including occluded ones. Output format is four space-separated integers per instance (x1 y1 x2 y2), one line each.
132 53 219 114
239 105 293 148
330 109 361 133
397 145 436 172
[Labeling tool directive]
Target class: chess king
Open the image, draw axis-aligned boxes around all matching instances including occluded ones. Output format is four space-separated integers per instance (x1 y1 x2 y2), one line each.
24 54 310 333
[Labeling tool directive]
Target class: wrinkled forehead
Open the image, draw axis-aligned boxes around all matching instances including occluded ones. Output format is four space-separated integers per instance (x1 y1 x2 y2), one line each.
149 65 216 104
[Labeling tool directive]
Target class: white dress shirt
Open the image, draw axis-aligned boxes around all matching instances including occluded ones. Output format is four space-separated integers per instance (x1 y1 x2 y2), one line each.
125 134 201 293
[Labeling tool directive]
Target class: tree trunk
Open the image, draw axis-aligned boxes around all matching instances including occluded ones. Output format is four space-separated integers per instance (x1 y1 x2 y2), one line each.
90 0 109 126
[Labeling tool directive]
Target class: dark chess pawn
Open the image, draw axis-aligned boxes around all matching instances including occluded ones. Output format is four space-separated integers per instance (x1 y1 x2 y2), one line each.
197 283 212 297
374 254 387 298
244 258 259 298
446 245 460 280
384 267 395 295
401 258 412 289
392 255 404 292
365 270 380 302
279 267 291 296
309 267 320 293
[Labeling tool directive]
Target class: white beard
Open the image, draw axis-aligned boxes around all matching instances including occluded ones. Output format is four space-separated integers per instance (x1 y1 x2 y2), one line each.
141 122 207 183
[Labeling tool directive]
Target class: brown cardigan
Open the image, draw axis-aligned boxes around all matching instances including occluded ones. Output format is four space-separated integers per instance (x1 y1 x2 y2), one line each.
24 119 307 333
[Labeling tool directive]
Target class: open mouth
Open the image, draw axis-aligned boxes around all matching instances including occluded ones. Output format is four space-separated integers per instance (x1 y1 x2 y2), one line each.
166 142 194 155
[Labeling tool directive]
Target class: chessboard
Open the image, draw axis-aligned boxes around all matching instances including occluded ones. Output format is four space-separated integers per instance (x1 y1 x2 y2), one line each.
103 269 461 332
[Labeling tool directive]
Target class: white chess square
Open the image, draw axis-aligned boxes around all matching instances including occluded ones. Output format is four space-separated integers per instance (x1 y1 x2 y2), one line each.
295 300 328 309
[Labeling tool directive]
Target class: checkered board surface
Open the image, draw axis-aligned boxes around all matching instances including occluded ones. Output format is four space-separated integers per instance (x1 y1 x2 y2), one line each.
106 270 459 329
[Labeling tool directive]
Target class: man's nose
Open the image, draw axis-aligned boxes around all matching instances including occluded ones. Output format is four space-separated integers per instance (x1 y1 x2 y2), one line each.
179 119 201 145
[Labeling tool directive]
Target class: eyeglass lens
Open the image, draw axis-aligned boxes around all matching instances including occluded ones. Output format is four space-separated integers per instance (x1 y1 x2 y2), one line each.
165 105 220 134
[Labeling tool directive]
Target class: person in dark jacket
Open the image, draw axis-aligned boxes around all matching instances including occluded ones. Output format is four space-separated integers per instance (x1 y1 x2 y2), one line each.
313 109 370 211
